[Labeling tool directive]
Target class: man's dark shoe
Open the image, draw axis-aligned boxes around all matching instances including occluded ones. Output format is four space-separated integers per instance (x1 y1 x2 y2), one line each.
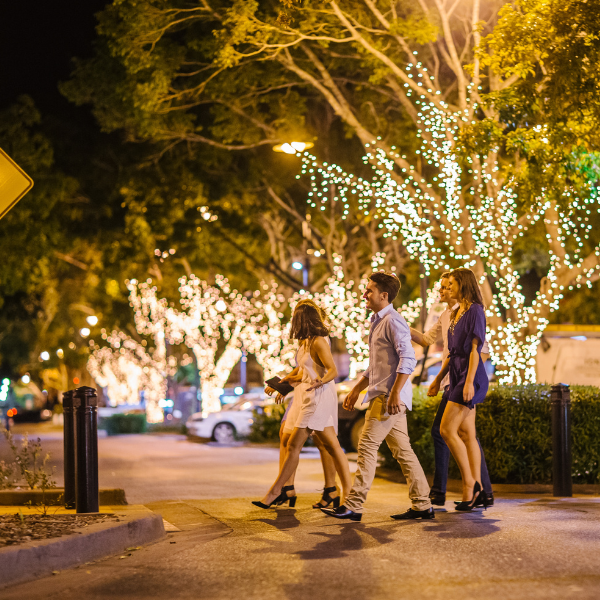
320 505 362 522
429 492 446 506
391 507 435 520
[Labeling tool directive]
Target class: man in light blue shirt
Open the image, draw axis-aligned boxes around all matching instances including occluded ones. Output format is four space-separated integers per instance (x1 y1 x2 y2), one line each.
322 272 433 521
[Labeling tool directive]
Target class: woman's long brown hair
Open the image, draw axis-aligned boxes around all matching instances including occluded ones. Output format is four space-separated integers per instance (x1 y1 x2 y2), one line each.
290 299 330 342
450 268 484 319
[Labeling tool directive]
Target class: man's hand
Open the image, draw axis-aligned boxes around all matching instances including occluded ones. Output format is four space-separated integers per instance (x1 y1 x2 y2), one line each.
387 393 403 416
463 381 475 403
343 388 361 411
427 378 441 397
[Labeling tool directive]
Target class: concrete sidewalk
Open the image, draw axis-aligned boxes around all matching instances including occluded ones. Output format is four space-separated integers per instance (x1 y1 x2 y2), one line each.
2 487 600 600
0 505 165 589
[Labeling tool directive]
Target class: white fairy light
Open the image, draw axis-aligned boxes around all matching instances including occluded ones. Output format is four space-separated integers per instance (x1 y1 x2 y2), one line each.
297 65 600 384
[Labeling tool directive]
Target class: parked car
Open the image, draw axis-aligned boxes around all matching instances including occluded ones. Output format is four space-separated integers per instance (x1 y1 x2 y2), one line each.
186 395 267 443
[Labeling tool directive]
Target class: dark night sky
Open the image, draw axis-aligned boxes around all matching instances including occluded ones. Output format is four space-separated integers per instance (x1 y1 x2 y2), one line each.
0 0 109 115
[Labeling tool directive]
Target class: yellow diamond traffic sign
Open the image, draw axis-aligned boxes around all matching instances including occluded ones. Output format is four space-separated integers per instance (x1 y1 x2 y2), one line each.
0 147 34 220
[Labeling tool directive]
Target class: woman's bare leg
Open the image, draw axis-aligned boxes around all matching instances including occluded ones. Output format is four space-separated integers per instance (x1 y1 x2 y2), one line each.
458 408 481 485
312 433 337 488
279 421 295 487
261 427 311 505
440 402 477 500
314 427 352 503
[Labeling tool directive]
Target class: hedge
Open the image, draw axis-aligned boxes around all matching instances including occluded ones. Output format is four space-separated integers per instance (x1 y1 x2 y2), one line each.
380 384 600 485
247 403 287 443
99 413 147 436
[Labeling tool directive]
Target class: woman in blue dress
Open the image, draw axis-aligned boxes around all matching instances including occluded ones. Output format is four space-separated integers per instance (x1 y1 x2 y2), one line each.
430 268 489 511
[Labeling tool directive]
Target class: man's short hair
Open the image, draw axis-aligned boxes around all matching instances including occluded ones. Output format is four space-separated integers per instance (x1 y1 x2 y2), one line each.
369 271 401 302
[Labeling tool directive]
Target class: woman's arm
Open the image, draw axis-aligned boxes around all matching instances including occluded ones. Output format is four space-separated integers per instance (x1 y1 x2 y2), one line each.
410 328 426 347
427 356 450 396
463 338 481 403
265 367 301 400
281 367 301 383
306 337 338 390
412 318 443 348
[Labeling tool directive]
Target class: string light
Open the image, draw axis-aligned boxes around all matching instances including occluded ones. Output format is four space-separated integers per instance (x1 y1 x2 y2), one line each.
87 262 432 417
295 65 600 385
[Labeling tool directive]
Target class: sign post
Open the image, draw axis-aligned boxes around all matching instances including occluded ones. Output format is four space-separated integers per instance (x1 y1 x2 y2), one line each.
0 147 34 220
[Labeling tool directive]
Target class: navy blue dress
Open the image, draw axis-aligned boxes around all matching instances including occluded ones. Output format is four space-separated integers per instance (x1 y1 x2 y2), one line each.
448 303 488 409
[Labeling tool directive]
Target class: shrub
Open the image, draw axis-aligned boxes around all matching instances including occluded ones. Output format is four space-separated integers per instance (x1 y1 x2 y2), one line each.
247 403 286 443
100 413 147 435
0 427 56 490
380 384 600 485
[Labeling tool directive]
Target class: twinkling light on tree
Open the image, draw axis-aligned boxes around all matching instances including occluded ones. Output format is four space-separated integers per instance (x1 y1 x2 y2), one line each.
297 76 600 384
87 330 173 423
166 275 259 416
278 254 439 379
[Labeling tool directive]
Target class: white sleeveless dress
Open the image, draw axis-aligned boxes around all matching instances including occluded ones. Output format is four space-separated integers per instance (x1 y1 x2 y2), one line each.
282 341 338 433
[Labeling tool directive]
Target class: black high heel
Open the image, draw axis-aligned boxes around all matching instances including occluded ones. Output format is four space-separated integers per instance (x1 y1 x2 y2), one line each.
277 485 297 508
312 486 340 509
252 494 283 509
455 481 482 512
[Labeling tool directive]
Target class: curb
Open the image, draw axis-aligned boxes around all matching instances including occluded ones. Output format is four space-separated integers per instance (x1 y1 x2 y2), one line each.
0 508 165 589
375 468 600 495
0 488 127 506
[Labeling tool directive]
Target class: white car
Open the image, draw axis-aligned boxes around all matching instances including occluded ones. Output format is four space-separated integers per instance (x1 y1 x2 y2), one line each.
186 396 265 443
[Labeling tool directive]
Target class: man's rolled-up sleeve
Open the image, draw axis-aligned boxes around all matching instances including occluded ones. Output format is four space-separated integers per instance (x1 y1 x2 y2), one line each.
390 319 417 375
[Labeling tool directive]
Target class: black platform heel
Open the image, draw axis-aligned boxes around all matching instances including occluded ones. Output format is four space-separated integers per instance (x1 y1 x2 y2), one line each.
278 485 297 508
312 486 340 509
455 481 482 512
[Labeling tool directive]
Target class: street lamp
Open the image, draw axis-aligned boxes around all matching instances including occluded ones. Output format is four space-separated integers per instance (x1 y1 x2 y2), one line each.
273 141 314 154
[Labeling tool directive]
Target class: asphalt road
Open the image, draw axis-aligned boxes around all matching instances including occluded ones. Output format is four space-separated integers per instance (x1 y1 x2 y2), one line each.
2 425 600 600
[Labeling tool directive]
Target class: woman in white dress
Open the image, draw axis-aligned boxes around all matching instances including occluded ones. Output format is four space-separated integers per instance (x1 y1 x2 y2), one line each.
267 381 340 509
253 300 352 509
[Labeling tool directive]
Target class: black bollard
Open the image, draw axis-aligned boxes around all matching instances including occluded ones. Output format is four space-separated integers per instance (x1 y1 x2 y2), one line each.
73 386 99 513
551 383 572 497
62 390 76 509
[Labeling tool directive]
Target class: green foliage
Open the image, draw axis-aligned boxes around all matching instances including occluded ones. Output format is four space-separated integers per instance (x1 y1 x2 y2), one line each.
481 0 600 199
381 385 600 485
100 412 148 435
247 403 286 443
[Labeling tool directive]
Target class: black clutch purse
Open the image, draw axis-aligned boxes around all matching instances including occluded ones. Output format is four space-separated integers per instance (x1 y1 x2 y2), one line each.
265 376 294 396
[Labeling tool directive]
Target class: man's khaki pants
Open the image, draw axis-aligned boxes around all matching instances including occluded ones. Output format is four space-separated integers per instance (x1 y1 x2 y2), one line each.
344 396 432 513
